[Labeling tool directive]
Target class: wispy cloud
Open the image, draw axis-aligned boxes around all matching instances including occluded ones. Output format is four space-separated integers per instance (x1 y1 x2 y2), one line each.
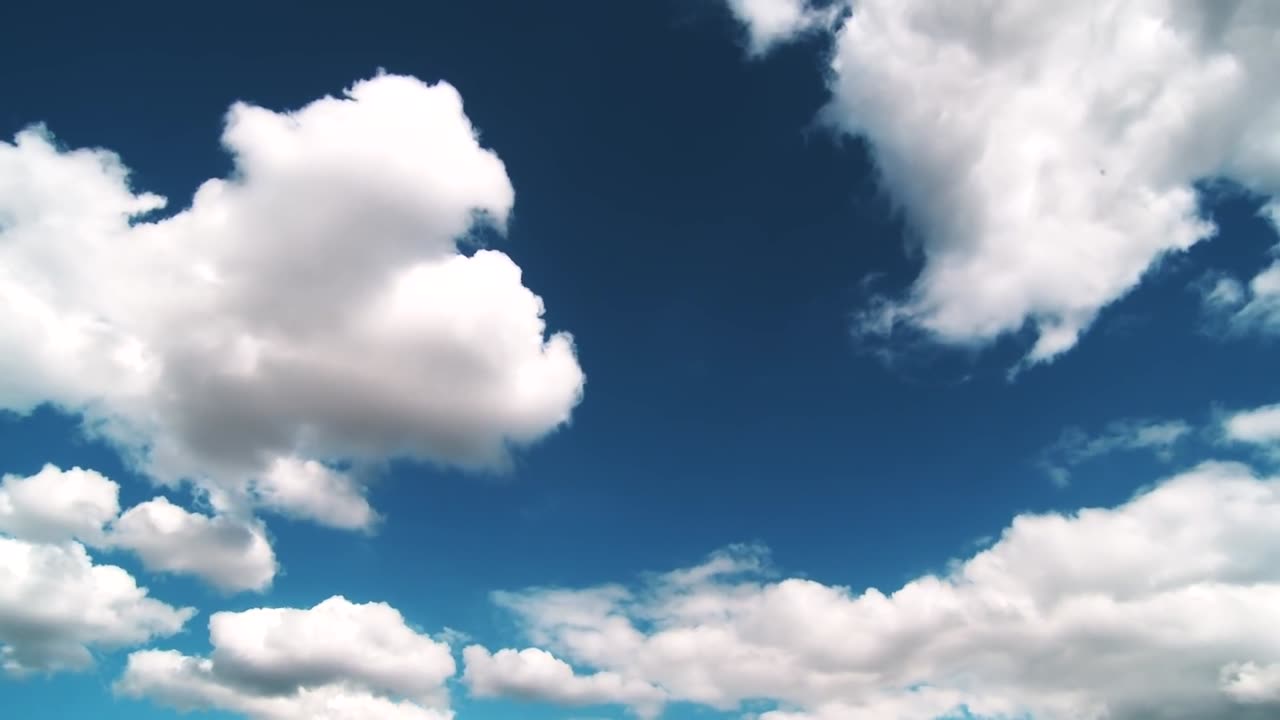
1040 418 1192 487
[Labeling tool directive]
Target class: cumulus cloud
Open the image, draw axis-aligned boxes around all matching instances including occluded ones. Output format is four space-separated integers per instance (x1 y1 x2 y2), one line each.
1224 403 1280 447
489 462 1280 719
1040 417 1192 486
726 0 1280 363
0 465 119 544
252 457 376 532
721 0 840 55
0 463 273 592
117 596 455 720
0 537 193 674
463 645 666 718
107 497 277 593
0 72 584 529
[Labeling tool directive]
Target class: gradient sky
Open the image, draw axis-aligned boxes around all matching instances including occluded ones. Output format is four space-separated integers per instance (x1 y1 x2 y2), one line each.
3 2 1280 720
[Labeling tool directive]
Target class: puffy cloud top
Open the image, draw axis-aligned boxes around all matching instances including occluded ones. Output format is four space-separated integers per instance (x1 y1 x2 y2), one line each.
725 0 1280 363
0 465 119 544
118 596 455 720
0 538 193 674
0 73 585 527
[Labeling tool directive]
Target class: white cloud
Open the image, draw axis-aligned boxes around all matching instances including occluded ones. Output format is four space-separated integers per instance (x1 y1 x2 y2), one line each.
1222 662 1280 705
463 645 666 718
722 0 839 55
1224 403 1280 446
726 0 1280 363
0 462 278 592
253 457 376 531
0 537 193 674
107 497 277 593
491 462 1280 719
0 72 584 529
0 464 119 544
118 651 451 720
117 596 455 720
1041 417 1192 486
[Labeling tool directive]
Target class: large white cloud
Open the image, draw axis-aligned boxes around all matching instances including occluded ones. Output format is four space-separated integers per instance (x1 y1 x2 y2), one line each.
252 457 376 531
0 537 193 674
107 497 277 593
0 72 585 529
727 0 1280 363
463 645 666 717
117 596 455 720
486 463 1280 719
0 465 120 544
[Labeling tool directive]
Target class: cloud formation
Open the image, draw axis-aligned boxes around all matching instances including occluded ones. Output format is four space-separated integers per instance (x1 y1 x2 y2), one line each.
107 497 277 593
486 463 1280 719
721 0 839 55
463 645 666 717
0 537 193 674
726 0 1280 363
1224 403 1280 447
0 465 120 544
0 73 584 529
117 596 455 720
0 464 275 592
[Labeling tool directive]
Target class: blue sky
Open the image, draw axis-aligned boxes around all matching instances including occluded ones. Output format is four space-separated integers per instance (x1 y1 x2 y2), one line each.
2 1 1280 719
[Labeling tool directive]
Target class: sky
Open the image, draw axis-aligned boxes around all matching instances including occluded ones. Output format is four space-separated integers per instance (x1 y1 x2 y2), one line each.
2 1 1280 719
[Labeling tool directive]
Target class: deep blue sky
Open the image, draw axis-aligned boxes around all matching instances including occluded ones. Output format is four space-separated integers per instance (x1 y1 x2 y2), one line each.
2 2 1278 719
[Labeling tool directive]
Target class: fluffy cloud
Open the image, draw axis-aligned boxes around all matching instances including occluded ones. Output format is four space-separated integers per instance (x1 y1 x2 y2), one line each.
0 537 193 674
0 72 584 529
252 457 376 531
1040 417 1192 486
722 0 839 55
0 463 272 592
728 0 1280 363
0 465 119 544
489 463 1280 719
107 497 277 593
463 645 666 717
117 596 454 720
1223 403 1280 447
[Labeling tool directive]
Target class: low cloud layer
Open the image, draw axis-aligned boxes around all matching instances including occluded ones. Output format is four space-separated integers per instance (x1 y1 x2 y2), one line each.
0 73 585 529
108 497 277 593
480 463 1280 719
